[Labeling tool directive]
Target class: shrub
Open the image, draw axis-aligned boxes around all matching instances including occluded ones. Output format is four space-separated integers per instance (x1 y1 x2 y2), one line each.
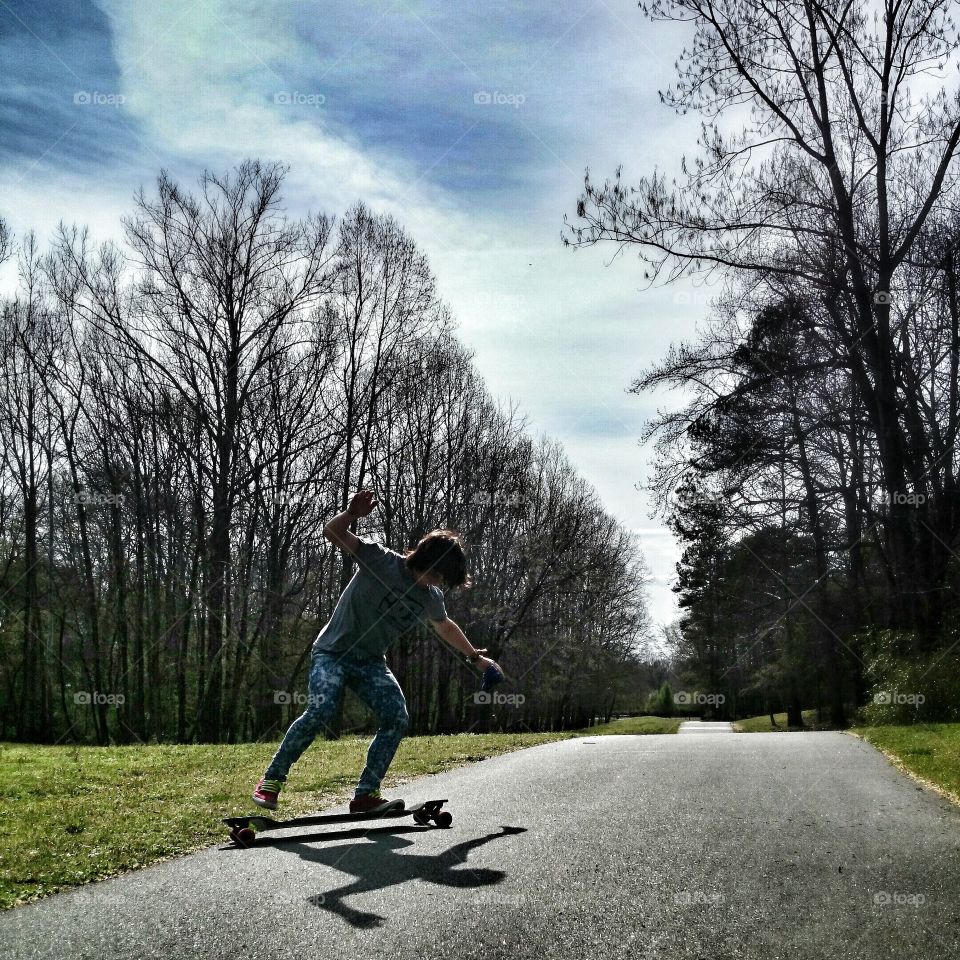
859 628 960 724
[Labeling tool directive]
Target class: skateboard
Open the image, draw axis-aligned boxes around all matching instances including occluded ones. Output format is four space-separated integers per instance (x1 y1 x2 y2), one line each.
224 799 452 847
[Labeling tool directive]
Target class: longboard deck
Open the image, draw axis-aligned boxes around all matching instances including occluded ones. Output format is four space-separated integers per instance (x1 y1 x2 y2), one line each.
224 798 451 846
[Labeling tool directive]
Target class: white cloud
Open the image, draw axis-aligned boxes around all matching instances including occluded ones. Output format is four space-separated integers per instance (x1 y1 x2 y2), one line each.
4 0 705 630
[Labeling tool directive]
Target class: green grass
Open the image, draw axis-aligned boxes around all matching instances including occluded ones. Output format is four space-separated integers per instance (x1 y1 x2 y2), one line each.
851 723 960 803
582 715 682 736
0 718 677 910
733 710 835 732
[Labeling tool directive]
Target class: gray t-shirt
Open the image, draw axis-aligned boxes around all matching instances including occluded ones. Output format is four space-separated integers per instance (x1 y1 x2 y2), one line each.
313 538 448 659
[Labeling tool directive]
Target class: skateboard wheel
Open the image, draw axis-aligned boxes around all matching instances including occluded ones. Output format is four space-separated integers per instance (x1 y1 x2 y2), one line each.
434 811 453 828
232 827 257 847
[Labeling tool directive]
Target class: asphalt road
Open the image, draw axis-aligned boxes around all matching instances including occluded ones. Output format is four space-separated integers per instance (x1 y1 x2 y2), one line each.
678 720 734 734
3 732 960 959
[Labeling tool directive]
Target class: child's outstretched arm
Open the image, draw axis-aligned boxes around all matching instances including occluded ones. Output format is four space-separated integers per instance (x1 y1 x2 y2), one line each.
429 617 501 675
323 489 377 555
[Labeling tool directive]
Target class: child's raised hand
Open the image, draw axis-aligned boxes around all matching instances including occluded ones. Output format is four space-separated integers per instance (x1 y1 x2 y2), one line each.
348 489 377 518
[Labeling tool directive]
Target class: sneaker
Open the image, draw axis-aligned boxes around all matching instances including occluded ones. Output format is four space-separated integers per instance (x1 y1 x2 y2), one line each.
349 790 404 815
252 777 283 810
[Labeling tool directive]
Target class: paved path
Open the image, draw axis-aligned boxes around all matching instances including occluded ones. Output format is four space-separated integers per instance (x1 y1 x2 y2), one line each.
678 719 734 734
3 733 960 959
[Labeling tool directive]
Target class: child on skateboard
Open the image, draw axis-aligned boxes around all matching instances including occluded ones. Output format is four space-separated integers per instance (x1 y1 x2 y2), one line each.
253 489 502 814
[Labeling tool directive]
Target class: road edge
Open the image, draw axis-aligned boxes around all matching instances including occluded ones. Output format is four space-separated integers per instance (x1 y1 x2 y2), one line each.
845 729 960 810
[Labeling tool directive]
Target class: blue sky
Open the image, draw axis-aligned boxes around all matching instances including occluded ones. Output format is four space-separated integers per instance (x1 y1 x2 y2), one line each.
0 0 713 632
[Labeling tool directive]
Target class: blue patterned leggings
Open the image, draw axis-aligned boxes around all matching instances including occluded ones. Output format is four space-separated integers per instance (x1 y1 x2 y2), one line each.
264 649 410 797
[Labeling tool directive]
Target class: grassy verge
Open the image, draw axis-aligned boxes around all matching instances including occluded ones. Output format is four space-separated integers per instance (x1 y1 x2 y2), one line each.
851 723 960 806
582 715 682 736
1 718 675 910
733 710 835 732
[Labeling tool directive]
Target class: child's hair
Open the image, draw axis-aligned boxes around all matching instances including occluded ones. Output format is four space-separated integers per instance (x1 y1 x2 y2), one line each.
405 529 472 589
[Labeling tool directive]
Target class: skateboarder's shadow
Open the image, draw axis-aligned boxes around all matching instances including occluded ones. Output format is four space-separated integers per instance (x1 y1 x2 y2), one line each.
290 825 527 928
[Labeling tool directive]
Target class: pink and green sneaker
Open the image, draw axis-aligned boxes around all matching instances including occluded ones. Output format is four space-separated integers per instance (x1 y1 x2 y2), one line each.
252 777 283 810
349 789 404 814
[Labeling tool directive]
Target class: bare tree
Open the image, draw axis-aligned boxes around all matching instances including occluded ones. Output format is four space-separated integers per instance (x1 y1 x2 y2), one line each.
0 166 653 743
48 161 340 739
567 0 960 637
0 217 12 265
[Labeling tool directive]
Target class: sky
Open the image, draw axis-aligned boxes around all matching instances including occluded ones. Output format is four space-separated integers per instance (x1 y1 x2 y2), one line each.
0 0 713 632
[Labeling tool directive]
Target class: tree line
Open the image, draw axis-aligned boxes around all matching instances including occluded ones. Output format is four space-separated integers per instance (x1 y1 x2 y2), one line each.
0 161 651 744
566 0 960 723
